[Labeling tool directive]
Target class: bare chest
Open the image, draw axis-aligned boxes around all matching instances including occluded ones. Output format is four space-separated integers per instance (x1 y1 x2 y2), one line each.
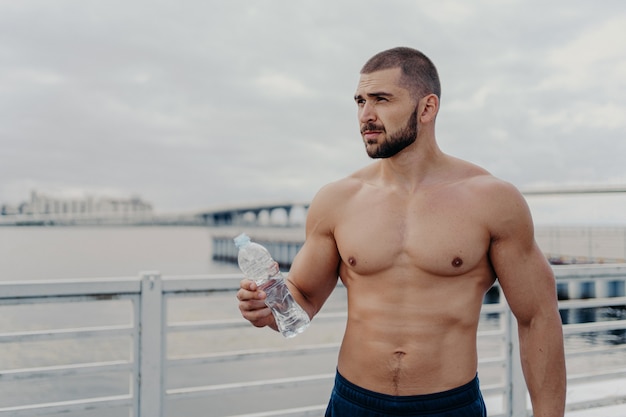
334 190 491 277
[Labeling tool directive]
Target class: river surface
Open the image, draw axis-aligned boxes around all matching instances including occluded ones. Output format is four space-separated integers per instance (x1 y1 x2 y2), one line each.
0 226 239 281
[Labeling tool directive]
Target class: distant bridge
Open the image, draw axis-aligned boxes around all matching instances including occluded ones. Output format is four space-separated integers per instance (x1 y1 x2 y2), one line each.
198 200 310 227
0 202 311 227
521 185 626 196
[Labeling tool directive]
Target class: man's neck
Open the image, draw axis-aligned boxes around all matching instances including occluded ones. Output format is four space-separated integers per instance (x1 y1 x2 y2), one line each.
378 135 446 192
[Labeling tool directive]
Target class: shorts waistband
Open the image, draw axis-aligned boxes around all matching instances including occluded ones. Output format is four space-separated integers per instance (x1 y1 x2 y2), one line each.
333 370 481 414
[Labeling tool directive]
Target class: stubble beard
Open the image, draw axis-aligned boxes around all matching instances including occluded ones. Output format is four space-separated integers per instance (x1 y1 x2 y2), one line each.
363 107 419 159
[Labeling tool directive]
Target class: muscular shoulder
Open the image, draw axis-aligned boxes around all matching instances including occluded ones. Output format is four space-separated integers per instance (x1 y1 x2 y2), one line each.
462 174 533 242
433 155 532 240
439 158 520 204
305 171 366 234
463 173 523 204
310 164 375 207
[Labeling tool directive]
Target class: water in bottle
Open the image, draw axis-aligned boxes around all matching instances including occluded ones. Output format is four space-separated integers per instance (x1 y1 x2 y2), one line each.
234 233 310 338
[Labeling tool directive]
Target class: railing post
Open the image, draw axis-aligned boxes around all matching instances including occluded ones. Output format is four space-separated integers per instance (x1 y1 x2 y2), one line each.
507 307 528 417
138 272 164 417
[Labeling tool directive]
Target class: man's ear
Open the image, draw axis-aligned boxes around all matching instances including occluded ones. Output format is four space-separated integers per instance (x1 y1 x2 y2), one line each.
419 94 439 123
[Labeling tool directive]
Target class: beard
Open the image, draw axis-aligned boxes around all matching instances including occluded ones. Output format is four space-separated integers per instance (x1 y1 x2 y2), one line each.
363 107 419 159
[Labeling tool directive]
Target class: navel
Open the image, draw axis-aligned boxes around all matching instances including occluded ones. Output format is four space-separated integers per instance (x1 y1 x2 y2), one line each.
451 257 463 268
394 350 406 359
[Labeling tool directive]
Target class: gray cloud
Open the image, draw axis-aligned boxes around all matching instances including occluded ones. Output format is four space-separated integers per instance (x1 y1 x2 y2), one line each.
1 0 625 224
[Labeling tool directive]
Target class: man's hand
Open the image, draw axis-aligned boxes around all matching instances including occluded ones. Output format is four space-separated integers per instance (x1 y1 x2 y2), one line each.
237 279 278 331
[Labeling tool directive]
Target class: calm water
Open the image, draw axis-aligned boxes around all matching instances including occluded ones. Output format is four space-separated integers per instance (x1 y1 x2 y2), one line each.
0 226 239 281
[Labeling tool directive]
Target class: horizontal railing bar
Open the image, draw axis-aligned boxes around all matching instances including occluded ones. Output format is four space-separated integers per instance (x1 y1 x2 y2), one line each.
567 367 626 384
226 404 328 417
557 276 626 283
162 274 242 293
162 275 345 294
480 383 508 396
477 329 506 339
0 294 135 307
478 357 506 366
167 318 252 332
0 277 140 299
169 343 340 366
552 264 626 279
565 394 626 412
0 394 132 417
168 311 348 333
0 360 132 381
562 319 626 335
0 324 134 343
559 296 626 309
480 303 507 314
167 373 334 399
565 343 626 358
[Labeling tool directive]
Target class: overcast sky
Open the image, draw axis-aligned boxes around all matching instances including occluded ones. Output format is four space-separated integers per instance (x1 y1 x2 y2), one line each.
1 0 625 224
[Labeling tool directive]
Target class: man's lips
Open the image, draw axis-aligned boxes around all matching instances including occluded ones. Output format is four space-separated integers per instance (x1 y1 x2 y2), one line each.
362 130 382 140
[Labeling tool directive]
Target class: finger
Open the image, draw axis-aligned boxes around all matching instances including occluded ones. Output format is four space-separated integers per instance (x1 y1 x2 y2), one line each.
242 305 274 327
239 278 257 291
239 298 267 313
236 287 266 302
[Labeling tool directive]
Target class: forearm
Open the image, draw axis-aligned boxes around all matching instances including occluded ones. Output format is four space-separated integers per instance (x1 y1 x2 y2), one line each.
286 276 317 319
518 313 566 417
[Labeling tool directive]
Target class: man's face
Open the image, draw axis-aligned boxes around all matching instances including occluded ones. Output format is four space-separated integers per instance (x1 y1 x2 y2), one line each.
354 68 419 159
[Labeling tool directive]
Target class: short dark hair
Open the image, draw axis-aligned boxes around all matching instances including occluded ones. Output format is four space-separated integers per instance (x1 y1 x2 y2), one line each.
361 47 441 100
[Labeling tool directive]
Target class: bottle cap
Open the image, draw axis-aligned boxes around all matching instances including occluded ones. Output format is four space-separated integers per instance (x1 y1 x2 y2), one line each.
233 233 251 248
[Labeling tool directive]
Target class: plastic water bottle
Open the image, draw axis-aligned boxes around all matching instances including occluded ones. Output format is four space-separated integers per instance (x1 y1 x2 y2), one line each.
234 233 310 338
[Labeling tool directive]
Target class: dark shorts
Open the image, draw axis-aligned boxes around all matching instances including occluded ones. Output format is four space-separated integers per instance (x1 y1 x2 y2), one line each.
325 371 487 417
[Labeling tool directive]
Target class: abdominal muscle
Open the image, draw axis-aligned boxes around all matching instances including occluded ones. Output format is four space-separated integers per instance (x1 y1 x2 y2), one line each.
336 271 485 396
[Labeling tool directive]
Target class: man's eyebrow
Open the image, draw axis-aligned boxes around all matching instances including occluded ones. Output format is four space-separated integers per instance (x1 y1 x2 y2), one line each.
353 92 394 100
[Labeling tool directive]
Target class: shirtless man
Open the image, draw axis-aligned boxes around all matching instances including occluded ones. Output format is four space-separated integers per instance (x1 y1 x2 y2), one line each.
237 47 566 416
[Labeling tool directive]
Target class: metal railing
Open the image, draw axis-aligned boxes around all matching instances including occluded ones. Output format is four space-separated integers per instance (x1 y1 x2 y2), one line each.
1 265 625 417
535 225 626 264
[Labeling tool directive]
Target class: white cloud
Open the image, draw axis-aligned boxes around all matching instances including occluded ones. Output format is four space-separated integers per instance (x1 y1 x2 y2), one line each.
253 73 316 99
539 15 626 92
530 102 626 131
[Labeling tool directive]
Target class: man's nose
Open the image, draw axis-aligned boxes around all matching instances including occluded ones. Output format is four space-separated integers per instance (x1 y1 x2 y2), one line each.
358 102 376 124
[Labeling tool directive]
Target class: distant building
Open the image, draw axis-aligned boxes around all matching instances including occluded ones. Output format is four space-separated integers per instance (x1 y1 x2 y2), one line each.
1 191 153 217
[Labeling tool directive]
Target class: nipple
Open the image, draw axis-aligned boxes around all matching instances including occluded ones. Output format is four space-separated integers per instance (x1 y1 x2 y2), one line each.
348 257 357 266
451 257 463 268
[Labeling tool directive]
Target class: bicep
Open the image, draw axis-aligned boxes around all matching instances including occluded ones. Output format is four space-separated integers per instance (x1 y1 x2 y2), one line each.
286 189 341 317
492 239 557 324
488 188 557 324
288 232 340 315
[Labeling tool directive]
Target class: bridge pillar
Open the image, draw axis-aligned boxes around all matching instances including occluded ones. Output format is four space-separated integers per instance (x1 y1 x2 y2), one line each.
256 210 270 226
